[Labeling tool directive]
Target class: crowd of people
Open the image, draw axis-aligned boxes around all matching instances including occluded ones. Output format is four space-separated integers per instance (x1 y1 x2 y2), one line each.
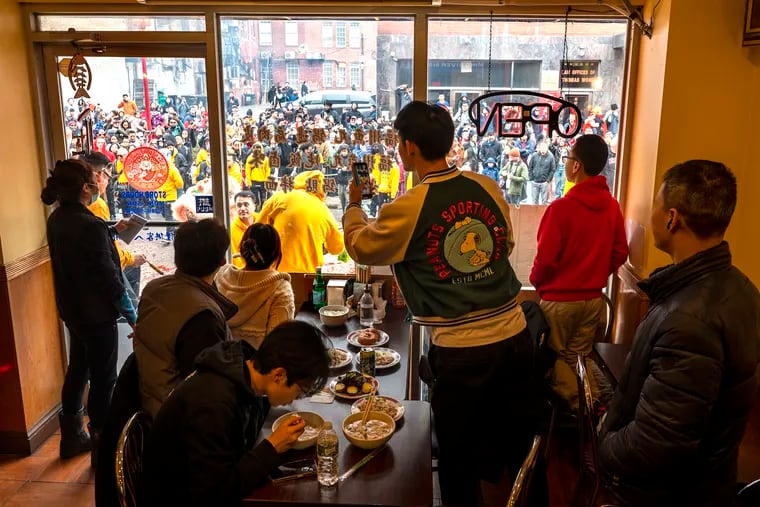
48 93 759 507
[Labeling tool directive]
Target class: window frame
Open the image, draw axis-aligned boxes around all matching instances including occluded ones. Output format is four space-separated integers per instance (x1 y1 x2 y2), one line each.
349 21 361 48
285 21 298 46
322 21 333 47
322 61 334 87
336 22 347 48
259 20 272 46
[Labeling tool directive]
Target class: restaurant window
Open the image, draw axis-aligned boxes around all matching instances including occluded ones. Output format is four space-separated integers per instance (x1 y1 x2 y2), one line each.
323 62 333 87
428 17 628 286
37 15 205 31
286 61 299 83
322 22 333 47
336 22 347 47
259 21 272 46
349 22 361 48
350 63 362 89
285 21 298 46
335 63 347 87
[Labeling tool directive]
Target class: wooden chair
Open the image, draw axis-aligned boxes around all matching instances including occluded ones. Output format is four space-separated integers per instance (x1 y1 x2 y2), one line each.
571 354 601 507
115 411 152 507
506 435 543 507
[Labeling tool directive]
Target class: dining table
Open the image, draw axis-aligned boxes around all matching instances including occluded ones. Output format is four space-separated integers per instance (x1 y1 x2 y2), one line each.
592 342 631 386
242 306 433 507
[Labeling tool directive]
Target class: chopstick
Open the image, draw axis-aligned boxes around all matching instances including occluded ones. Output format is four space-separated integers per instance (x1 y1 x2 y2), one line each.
360 388 376 427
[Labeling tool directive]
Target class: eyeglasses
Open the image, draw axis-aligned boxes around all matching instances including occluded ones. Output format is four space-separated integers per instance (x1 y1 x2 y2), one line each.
561 155 581 165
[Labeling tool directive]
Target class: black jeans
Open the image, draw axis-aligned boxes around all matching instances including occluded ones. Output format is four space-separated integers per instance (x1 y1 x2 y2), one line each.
429 328 547 507
61 321 118 431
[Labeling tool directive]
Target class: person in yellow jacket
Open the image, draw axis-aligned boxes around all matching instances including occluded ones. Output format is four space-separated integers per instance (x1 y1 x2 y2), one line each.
370 147 400 216
257 170 344 273
245 142 271 211
226 154 243 187
83 152 146 274
157 149 185 222
230 190 258 269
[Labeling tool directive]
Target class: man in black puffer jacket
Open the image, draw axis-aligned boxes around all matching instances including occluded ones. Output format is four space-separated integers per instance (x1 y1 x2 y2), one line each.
599 160 760 507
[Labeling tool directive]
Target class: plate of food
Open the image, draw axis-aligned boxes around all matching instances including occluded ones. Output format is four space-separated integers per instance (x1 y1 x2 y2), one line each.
351 396 405 421
346 328 389 348
328 348 352 369
329 371 379 399
355 348 401 369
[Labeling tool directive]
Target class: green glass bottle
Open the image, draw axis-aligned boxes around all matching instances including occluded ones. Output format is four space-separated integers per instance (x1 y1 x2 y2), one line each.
312 266 327 310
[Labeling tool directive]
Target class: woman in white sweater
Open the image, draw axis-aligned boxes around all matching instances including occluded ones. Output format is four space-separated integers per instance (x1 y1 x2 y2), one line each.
215 223 295 348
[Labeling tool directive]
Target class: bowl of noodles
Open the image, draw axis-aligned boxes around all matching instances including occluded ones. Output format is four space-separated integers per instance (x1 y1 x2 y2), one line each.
272 411 324 450
342 411 395 449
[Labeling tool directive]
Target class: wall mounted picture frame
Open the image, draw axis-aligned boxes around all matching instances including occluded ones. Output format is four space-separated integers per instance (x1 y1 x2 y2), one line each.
744 0 760 45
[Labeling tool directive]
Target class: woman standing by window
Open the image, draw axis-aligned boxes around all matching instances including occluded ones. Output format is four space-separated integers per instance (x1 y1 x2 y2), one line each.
41 159 134 467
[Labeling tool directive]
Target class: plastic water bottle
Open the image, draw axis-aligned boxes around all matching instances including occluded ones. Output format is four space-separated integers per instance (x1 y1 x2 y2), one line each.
359 284 374 327
317 422 339 487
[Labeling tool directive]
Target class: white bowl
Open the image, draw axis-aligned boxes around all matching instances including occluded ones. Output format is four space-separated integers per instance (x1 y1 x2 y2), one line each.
319 305 349 327
272 411 325 450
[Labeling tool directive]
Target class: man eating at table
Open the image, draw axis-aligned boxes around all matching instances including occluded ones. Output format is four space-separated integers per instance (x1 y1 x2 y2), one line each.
342 101 546 506
141 321 330 507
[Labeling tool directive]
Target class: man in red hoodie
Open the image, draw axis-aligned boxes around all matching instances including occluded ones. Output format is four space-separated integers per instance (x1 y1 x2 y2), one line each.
530 134 628 409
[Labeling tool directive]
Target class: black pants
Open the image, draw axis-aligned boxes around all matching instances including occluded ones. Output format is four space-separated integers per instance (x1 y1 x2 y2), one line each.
61 321 118 431
251 182 268 211
429 328 548 507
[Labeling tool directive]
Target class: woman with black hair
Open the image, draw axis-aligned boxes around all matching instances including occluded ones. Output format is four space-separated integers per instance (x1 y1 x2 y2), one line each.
215 223 295 349
41 158 135 466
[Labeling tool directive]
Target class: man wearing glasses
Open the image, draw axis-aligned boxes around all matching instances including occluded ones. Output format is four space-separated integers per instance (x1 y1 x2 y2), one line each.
530 134 628 410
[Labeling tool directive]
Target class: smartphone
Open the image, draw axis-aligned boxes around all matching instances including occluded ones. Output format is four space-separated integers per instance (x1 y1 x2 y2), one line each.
351 162 374 200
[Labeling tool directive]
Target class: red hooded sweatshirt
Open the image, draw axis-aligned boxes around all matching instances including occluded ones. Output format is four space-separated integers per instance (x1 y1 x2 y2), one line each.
530 175 628 301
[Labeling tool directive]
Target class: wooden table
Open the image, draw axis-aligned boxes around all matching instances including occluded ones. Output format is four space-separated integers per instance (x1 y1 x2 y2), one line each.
592 342 631 386
243 400 433 506
295 306 411 400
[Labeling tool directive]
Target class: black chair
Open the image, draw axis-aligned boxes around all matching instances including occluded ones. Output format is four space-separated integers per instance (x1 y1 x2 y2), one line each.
507 435 543 507
571 354 601 507
115 411 152 507
738 479 760 507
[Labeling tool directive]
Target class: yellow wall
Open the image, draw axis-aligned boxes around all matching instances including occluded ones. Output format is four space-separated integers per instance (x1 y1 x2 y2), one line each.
0 1 47 263
624 0 760 284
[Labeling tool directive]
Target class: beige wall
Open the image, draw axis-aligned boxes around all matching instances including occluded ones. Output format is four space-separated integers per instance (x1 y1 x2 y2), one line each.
624 0 760 283
0 1 47 263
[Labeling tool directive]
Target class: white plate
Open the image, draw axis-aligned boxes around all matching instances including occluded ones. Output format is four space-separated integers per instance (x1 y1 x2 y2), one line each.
346 328 390 348
355 348 401 369
351 396 405 421
328 348 352 369
329 373 379 399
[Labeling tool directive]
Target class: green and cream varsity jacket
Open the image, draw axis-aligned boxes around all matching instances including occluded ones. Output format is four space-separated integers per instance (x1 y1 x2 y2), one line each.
343 166 526 348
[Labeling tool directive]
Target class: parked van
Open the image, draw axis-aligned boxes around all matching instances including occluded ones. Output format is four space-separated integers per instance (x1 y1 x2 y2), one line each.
294 90 376 117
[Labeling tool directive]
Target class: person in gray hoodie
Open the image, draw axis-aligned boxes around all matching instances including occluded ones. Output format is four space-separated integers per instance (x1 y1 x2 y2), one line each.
141 321 330 507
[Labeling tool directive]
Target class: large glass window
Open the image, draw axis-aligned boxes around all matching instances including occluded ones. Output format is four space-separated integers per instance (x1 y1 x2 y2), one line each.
349 22 362 48
322 61 334 87
336 22 347 47
322 22 333 47
37 15 205 31
335 62 347 87
285 21 298 46
286 61 300 83
350 63 362 89
428 17 627 285
259 21 272 46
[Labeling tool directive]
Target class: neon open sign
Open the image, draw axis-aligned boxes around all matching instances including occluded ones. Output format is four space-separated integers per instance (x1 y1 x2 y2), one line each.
467 90 582 139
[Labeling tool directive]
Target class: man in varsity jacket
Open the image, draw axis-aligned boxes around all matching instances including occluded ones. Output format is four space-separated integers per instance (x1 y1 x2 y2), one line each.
342 101 546 507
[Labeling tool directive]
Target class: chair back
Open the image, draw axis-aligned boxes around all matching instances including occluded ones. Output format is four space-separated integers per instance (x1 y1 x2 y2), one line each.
507 435 543 507
115 411 151 507
738 479 760 507
571 354 600 507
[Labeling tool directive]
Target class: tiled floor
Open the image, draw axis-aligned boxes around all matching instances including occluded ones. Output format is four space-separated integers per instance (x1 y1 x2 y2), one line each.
0 432 94 507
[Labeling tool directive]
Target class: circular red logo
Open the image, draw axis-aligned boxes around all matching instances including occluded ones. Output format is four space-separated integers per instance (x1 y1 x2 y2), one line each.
123 147 169 191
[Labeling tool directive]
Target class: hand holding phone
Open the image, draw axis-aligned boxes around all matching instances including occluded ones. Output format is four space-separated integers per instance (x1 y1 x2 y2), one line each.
351 162 374 200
